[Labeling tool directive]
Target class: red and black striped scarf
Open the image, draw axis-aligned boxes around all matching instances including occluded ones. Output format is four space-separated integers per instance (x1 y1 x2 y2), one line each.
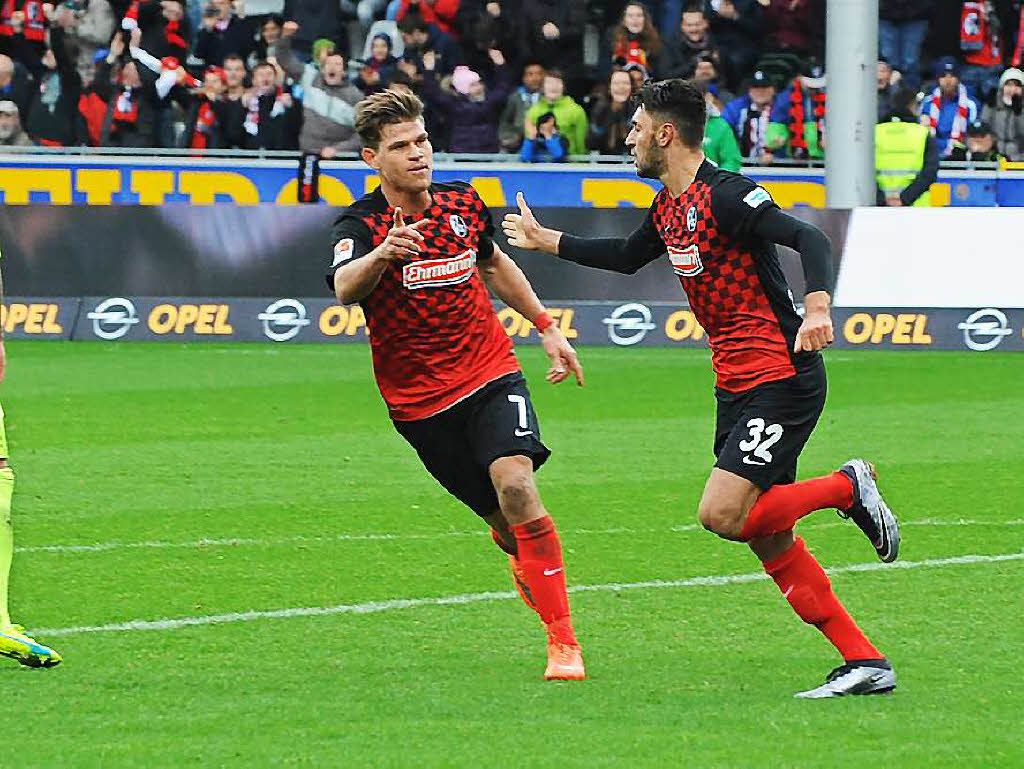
789 78 826 155
0 0 46 41
190 97 216 149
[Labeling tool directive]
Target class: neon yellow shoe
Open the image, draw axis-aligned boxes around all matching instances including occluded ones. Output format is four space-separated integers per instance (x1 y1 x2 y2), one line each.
0 625 62 668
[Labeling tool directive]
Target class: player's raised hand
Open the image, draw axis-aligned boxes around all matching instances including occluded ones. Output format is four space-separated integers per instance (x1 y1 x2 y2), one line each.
540 325 584 387
794 307 834 352
502 192 544 249
378 206 431 261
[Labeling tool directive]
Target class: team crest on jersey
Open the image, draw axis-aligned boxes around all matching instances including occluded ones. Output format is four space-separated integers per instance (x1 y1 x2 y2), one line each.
686 206 697 232
403 249 477 290
448 214 469 238
332 238 353 267
667 244 703 277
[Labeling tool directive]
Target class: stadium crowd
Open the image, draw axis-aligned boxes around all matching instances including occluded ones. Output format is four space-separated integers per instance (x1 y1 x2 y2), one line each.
0 0 1021 165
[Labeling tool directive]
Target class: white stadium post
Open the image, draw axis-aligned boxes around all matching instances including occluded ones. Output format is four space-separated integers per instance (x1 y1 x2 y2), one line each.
825 0 879 207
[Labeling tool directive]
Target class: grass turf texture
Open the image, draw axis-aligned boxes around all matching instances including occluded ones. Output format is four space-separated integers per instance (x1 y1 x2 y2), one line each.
2 342 1021 768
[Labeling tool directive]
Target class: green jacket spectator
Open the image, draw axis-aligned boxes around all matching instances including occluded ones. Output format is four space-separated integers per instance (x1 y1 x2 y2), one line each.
525 70 588 156
704 112 742 171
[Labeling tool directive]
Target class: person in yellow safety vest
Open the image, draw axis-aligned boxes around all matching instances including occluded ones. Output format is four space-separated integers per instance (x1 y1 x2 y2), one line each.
875 89 939 207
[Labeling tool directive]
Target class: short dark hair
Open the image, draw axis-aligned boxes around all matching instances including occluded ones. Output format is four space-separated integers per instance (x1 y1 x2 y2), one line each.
355 88 425 149
544 68 564 82
537 111 557 127
398 13 429 35
637 78 706 148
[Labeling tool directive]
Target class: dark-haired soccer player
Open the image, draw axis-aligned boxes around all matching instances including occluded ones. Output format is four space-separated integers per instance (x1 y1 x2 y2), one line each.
326 88 586 680
504 78 900 698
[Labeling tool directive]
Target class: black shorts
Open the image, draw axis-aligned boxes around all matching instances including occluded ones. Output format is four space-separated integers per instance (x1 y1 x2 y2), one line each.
392 373 551 517
714 359 827 490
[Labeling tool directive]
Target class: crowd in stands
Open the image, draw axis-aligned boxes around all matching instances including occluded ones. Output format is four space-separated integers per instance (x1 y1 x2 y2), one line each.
0 0 1021 164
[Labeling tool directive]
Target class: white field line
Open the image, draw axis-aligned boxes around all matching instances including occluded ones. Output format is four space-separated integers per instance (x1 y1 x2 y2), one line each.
34 550 1024 638
16 518 1024 556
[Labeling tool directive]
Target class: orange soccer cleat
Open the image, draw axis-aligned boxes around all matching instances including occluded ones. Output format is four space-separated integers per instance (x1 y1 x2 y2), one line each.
544 642 586 681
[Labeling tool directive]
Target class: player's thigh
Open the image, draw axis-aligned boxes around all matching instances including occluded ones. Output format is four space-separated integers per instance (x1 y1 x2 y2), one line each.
698 466 762 526
392 413 499 518
466 374 551 474
715 365 827 491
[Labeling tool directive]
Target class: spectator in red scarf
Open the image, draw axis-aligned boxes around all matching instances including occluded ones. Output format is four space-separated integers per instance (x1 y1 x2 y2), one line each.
605 2 663 78
0 0 49 60
766 59 826 160
96 30 163 146
922 56 979 156
959 0 1007 103
180 65 228 149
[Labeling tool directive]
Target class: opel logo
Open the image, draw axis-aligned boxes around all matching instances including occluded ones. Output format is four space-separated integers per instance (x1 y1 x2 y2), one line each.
957 308 1012 351
603 302 656 346
258 299 311 342
86 297 139 340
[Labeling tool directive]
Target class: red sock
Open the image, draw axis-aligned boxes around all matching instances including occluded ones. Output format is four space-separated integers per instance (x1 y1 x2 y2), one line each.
764 538 882 661
511 515 578 646
740 472 853 540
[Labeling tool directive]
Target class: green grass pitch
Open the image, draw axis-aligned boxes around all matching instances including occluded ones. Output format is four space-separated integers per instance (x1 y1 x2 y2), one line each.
2 341 1021 767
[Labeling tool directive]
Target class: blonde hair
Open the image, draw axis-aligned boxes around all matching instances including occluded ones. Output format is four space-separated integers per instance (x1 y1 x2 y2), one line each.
354 89 425 149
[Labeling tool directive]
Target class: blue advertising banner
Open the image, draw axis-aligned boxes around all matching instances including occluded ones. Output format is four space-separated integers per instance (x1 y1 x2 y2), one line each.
0 154 1017 207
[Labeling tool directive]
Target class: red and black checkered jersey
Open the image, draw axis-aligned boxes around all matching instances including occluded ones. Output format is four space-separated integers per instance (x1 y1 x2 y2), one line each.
651 161 813 391
327 181 519 421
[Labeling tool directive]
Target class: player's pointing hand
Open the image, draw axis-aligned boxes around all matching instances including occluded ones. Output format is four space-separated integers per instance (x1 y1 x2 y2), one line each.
378 206 431 261
502 192 543 250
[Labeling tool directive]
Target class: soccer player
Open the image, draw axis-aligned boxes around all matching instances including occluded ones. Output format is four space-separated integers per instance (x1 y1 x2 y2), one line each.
0 262 61 668
502 79 900 698
326 89 586 680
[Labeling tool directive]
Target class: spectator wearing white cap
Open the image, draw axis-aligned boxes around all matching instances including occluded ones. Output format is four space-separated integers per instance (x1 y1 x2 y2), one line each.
0 99 31 145
981 66 1024 160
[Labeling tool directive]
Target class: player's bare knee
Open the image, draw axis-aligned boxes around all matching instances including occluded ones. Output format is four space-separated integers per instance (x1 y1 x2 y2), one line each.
496 473 536 519
697 500 744 540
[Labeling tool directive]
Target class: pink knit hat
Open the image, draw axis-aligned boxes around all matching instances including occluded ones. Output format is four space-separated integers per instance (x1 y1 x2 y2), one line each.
451 66 481 95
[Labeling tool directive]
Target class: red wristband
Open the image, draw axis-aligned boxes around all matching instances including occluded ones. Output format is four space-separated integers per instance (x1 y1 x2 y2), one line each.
533 311 554 332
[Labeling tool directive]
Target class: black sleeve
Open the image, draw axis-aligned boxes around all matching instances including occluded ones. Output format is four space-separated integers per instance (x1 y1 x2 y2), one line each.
326 214 374 290
471 187 496 260
558 206 666 274
900 134 940 206
747 207 833 294
709 173 779 239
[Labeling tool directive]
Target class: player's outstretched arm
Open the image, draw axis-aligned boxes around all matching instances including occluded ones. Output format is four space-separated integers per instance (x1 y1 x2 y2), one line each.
502 192 665 274
333 207 430 304
748 207 835 352
479 244 584 386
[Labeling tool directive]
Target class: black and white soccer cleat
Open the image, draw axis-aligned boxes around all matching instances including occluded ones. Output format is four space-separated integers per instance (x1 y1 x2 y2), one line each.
794 659 897 699
837 459 901 563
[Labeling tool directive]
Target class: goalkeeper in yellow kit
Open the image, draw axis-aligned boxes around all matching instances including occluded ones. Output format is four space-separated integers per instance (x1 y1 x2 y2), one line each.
0 258 61 668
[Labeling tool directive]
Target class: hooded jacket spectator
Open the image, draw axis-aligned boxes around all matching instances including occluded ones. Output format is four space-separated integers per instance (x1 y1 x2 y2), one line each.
524 71 587 155
498 61 543 152
981 67 1024 159
276 28 364 155
421 51 510 153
